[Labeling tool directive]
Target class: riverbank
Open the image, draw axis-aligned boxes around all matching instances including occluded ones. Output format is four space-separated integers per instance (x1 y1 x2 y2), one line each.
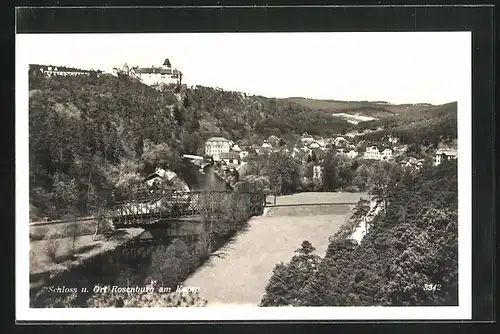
30 228 144 291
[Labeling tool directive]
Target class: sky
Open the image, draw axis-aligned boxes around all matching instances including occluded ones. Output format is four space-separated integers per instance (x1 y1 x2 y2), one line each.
17 32 470 104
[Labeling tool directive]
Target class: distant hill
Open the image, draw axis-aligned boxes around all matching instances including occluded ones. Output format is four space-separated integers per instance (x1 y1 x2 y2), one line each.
285 97 439 119
353 102 457 145
284 97 457 145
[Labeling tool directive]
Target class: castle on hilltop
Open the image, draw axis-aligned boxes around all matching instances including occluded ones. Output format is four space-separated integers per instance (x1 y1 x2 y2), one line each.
113 58 183 87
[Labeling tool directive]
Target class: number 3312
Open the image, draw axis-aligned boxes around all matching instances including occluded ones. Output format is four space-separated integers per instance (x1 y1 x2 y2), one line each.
423 284 441 291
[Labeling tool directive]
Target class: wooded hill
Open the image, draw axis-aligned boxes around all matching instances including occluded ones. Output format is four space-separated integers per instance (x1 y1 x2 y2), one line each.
286 97 441 117
353 102 457 146
287 97 457 146
261 160 458 306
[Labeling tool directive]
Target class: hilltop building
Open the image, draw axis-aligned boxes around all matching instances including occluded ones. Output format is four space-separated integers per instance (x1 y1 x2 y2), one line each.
30 64 102 77
434 148 458 166
113 58 182 86
205 137 233 161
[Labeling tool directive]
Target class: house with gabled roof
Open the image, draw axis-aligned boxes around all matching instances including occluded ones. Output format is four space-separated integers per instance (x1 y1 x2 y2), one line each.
434 148 458 166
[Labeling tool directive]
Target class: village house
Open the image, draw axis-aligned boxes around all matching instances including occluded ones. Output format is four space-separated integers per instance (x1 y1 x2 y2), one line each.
205 137 233 161
346 149 358 159
313 165 323 181
363 146 380 160
301 133 315 145
363 146 393 161
333 136 348 147
221 152 241 165
144 167 178 187
434 148 458 166
309 141 322 149
239 150 249 160
401 157 425 170
261 141 273 149
381 148 393 160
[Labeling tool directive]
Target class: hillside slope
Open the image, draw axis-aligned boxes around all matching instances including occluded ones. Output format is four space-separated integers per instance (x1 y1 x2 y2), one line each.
28 74 351 218
286 97 437 117
354 102 457 145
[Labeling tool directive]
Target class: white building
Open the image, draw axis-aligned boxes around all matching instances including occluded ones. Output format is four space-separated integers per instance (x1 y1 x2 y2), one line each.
309 141 321 149
334 136 348 146
313 165 323 180
434 148 458 166
239 151 249 160
346 149 358 159
363 146 393 161
114 59 182 86
364 146 380 160
301 133 315 145
261 141 273 149
381 148 393 160
144 167 178 187
205 137 233 161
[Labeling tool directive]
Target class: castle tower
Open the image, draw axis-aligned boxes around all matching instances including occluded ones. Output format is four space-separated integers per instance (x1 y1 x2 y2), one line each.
162 58 172 69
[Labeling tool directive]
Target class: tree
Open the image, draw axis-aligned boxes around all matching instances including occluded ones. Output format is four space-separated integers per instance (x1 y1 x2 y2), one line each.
322 151 339 191
260 241 322 306
311 150 317 162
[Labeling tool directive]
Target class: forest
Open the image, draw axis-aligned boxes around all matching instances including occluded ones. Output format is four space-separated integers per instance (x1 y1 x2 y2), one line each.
260 160 458 306
353 102 458 146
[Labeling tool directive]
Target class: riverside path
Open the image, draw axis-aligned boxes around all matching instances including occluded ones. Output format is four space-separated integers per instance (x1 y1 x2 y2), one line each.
182 191 367 307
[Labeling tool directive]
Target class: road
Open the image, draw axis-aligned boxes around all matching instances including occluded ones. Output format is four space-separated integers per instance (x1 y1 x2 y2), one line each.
182 192 366 307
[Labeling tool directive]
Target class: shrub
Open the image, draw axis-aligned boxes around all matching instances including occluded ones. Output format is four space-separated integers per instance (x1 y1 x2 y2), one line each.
43 232 63 263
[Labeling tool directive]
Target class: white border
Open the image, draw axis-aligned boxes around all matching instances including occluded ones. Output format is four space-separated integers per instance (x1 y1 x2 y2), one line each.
16 32 472 321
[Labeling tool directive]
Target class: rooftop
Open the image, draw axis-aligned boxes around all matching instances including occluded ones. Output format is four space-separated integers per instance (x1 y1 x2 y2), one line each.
207 137 231 142
221 152 240 160
436 148 458 156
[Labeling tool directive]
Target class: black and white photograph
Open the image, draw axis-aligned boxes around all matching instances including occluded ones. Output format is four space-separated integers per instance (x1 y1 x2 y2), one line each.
17 29 472 321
